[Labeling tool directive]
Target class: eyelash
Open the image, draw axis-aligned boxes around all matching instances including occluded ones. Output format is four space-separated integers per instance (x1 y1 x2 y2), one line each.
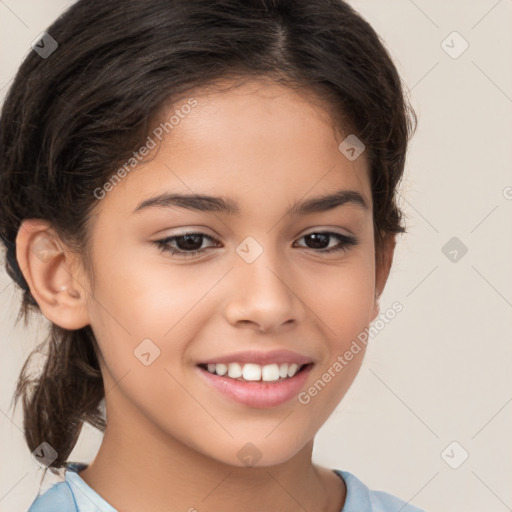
152 231 358 258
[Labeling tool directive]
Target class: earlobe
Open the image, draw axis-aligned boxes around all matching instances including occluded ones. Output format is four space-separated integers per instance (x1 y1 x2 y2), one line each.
15 219 90 330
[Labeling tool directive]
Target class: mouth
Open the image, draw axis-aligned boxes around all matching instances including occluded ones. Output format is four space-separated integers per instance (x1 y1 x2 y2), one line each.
197 362 313 382
195 362 314 408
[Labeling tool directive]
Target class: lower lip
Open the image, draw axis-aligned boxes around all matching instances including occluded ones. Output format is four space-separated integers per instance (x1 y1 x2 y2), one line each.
196 364 313 408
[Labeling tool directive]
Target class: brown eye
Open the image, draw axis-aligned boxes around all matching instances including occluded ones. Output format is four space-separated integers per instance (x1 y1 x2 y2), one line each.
295 232 358 253
152 232 221 257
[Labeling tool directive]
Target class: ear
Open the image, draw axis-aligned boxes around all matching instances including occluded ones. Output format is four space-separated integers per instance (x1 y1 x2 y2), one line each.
15 219 91 329
370 233 396 323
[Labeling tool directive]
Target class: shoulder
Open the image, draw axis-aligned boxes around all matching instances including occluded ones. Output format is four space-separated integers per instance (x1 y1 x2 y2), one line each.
334 470 426 512
27 481 77 512
26 462 111 512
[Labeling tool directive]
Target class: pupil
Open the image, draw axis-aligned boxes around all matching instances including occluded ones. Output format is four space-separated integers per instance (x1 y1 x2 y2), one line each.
178 234 202 251
307 233 328 249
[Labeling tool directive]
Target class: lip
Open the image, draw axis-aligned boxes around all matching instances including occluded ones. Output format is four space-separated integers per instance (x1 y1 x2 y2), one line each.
196 363 314 408
197 349 314 366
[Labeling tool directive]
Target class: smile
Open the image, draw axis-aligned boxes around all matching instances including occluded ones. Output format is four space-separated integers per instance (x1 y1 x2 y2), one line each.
196 363 314 408
198 362 307 382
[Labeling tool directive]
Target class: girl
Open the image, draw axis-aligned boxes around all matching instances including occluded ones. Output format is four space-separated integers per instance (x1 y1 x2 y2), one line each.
0 0 422 510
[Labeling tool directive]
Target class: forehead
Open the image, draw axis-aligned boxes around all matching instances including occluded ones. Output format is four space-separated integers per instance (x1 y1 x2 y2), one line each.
96 78 371 219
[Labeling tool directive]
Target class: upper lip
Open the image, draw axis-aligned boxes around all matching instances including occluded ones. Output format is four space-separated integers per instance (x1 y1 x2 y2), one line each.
197 349 314 366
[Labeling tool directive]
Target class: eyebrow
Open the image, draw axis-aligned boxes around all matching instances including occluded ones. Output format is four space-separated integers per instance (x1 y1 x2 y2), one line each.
131 189 368 216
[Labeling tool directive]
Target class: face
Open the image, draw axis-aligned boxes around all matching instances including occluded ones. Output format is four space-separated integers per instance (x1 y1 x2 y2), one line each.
77 78 387 467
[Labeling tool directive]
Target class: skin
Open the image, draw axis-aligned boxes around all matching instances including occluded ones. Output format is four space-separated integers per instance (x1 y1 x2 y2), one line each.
16 77 395 512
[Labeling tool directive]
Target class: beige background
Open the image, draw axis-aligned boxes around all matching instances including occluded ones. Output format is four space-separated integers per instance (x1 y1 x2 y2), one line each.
1 1 511 511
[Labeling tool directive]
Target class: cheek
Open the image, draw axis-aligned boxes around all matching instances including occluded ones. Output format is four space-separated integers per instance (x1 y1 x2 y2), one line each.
86 250 221 387
294 267 374 425
306 259 375 342
89 243 208 333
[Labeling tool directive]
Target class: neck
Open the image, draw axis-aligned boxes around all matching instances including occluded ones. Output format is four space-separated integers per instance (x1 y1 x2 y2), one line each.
79 398 345 512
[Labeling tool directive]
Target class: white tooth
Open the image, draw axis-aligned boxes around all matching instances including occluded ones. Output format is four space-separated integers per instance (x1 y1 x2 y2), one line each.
215 363 228 376
278 363 289 379
287 363 299 377
227 362 243 378
242 363 262 381
262 364 280 382
207 364 216 374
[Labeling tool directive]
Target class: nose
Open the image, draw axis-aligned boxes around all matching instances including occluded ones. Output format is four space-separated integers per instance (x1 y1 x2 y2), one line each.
223 244 305 333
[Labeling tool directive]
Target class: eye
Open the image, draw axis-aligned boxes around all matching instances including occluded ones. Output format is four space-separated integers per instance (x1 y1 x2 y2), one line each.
152 230 358 259
294 231 358 254
152 232 221 258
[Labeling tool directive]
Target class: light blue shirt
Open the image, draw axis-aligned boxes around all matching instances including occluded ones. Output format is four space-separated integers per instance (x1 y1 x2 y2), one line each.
27 462 425 511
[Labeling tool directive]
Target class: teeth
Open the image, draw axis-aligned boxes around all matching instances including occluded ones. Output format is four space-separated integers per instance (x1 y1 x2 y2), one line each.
227 362 243 379
242 363 261 381
215 363 227 376
204 362 304 381
287 363 299 377
261 364 280 381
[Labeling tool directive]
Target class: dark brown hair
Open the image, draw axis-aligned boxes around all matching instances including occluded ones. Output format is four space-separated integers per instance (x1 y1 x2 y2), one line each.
0 0 416 471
